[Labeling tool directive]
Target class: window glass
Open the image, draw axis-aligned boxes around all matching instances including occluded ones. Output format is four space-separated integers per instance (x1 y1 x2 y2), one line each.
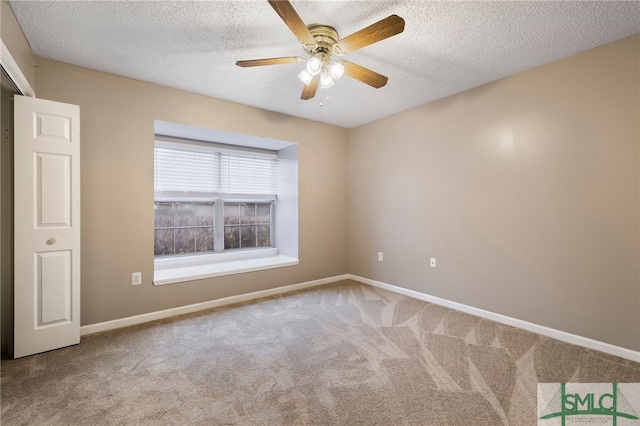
257 203 270 223
154 202 215 256
223 202 271 251
195 204 214 226
175 228 195 254
154 202 173 228
196 227 214 252
154 229 174 256
257 225 271 247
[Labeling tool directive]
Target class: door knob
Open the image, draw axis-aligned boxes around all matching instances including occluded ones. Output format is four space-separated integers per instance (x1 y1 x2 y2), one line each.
46 237 58 245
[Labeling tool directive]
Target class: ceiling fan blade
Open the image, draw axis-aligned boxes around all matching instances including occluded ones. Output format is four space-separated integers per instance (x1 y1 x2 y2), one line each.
236 57 305 67
268 0 316 47
301 74 320 100
335 15 405 54
342 60 388 88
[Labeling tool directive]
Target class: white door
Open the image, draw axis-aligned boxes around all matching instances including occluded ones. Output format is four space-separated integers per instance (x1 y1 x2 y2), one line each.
14 95 80 358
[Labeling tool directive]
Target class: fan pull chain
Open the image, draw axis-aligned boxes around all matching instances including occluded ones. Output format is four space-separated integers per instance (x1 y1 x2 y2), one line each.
319 96 330 107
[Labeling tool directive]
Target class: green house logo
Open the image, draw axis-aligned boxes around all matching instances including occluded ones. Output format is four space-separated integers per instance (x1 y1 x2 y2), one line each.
538 383 640 426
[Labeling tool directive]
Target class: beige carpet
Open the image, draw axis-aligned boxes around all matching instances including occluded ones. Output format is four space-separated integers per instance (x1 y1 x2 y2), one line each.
2 279 639 425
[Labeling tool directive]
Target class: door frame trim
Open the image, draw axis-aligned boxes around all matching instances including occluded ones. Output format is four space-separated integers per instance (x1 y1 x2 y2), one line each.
0 38 35 98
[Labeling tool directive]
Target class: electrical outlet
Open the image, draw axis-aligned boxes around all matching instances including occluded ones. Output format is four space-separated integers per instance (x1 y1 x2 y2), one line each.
132 272 142 285
378 252 384 262
430 258 436 268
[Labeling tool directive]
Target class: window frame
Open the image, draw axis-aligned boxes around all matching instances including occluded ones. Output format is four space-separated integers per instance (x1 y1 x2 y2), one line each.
152 130 299 286
153 199 275 257
154 137 278 258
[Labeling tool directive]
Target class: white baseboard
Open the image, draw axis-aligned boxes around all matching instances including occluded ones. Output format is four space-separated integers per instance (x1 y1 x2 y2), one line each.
348 274 640 364
81 272 639 363
81 274 349 336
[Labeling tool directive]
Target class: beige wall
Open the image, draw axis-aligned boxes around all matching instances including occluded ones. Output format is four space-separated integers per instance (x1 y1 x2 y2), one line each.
348 35 640 351
34 58 349 325
1 1 35 91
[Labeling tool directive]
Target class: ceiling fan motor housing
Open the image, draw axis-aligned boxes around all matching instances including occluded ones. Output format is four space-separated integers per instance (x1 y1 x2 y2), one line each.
305 25 342 58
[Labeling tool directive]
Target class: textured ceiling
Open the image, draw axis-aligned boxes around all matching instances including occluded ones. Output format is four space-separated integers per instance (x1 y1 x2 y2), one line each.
9 1 640 128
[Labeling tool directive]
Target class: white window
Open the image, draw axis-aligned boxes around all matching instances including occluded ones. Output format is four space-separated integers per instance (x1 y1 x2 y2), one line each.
154 141 277 256
153 134 299 285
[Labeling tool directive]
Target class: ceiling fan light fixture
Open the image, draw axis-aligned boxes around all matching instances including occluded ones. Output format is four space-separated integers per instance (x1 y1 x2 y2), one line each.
326 60 344 80
306 55 323 75
320 67 334 89
237 1 405 100
298 69 313 85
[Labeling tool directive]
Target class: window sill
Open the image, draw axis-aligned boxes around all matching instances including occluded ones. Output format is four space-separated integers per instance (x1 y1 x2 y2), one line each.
153 249 299 286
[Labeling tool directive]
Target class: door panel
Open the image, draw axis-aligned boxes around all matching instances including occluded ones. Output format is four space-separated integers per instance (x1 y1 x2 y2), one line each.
36 153 71 227
35 112 72 143
14 95 80 358
37 251 72 326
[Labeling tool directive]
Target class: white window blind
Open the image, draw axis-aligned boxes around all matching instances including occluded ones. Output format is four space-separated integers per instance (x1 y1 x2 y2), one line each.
154 147 219 194
154 141 277 198
220 154 277 196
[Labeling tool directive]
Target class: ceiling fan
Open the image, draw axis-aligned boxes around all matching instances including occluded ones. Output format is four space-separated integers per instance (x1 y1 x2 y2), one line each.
236 0 405 100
